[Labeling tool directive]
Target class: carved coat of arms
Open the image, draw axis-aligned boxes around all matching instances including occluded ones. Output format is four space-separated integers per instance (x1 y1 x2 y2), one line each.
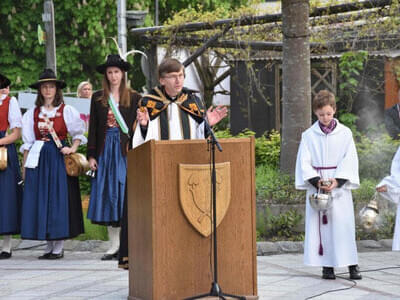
179 162 231 237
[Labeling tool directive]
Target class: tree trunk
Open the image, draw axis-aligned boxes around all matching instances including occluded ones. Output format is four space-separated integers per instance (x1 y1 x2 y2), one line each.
280 0 311 174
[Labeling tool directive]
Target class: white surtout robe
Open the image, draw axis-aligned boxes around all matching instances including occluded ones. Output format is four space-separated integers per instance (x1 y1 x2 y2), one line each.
377 146 400 251
295 120 360 267
131 102 205 148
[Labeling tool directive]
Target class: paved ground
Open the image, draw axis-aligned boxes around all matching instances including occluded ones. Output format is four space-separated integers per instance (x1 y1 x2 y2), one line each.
1 240 400 300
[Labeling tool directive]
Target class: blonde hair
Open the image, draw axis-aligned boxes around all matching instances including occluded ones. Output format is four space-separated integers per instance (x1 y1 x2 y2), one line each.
77 81 92 98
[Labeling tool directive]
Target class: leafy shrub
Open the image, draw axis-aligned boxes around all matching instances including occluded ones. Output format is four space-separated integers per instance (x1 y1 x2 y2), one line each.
215 128 280 167
256 164 304 205
76 142 91 195
356 133 399 180
352 178 378 205
257 206 304 241
338 112 359 137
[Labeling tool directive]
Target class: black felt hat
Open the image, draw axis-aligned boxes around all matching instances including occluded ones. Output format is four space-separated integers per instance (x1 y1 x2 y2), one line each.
96 54 131 74
29 68 66 89
0 73 11 89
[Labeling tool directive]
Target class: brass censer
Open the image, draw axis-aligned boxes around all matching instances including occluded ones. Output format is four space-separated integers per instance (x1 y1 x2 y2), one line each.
359 193 379 232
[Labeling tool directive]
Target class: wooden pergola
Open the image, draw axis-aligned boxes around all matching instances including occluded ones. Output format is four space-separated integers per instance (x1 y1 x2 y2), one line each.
129 0 395 88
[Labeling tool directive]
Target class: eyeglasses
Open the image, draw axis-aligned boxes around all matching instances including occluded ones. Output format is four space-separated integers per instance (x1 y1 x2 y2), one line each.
163 74 184 80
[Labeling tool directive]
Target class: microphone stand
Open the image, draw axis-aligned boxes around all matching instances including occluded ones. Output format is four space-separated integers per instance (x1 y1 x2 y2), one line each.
185 118 245 300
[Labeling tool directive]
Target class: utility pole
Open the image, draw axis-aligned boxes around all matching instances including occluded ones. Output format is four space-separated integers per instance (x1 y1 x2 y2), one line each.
155 0 159 26
43 0 56 74
117 0 127 55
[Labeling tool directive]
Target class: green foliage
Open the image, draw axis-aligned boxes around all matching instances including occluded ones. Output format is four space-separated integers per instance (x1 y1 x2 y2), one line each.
338 112 359 136
215 128 280 167
352 179 379 205
254 130 280 168
149 0 250 25
337 50 368 113
356 133 399 180
0 0 118 91
257 206 304 241
76 142 91 195
256 164 304 205
0 0 250 94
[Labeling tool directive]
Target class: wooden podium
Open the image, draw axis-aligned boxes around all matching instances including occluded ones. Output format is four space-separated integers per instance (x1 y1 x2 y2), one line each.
127 138 257 300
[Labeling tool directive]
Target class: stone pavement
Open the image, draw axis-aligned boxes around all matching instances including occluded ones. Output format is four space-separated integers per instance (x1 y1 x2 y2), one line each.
0 239 400 299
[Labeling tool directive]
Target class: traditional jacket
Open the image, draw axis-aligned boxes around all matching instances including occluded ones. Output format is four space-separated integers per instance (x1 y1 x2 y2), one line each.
132 86 206 147
0 96 10 130
0 95 22 131
87 90 141 159
295 119 360 267
0 94 23 236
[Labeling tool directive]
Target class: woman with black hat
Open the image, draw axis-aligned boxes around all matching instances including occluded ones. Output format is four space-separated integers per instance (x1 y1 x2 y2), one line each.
0 73 23 259
86 54 141 261
20 69 86 259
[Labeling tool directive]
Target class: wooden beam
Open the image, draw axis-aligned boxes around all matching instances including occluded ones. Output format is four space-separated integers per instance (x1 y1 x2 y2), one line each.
143 35 284 50
183 26 230 67
130 0 392 37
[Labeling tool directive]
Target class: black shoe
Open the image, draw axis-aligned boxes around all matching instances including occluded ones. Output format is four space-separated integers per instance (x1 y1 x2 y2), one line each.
101 252 118 261
38 252 52 260
48 250 64 260
0 251 12 259
322 267 336 279
349 265 362 280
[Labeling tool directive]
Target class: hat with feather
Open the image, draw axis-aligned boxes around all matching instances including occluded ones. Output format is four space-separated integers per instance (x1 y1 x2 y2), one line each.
96 38 147 74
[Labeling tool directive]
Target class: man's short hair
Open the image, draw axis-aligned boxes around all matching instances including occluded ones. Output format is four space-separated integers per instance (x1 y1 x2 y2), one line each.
158 58 184 80
312 90 336 112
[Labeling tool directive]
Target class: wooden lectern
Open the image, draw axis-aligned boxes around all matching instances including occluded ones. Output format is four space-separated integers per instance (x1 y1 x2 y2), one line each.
127 138 257 300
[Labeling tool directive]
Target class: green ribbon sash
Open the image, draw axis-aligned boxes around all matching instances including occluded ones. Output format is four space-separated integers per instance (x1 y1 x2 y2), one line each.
108 94 129 135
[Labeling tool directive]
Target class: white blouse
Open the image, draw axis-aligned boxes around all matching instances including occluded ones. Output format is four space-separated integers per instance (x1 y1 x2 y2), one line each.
21 104 87 152
0 95 22 129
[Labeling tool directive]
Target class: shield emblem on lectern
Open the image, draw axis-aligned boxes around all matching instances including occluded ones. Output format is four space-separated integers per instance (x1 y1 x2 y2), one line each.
179 162 231 237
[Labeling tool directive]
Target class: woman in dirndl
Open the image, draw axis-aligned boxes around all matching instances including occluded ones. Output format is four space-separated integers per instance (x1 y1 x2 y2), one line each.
20 69 86 259
0 73 23 259
87 54 140 261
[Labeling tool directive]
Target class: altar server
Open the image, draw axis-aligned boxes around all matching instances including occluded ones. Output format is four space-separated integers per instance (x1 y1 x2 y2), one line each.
295 90 361 280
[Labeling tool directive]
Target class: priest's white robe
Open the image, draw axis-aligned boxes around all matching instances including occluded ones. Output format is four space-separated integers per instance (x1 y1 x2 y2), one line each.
131 102 205 148
295 120 360 267
376 146 400 251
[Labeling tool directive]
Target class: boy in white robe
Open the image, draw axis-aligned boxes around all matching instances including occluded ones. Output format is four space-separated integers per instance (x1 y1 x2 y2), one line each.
295 90 362 280
376 146 400 251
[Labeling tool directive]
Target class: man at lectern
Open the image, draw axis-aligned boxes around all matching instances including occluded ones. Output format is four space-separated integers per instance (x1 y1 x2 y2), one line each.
118 58 227 269
132 57 228 144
